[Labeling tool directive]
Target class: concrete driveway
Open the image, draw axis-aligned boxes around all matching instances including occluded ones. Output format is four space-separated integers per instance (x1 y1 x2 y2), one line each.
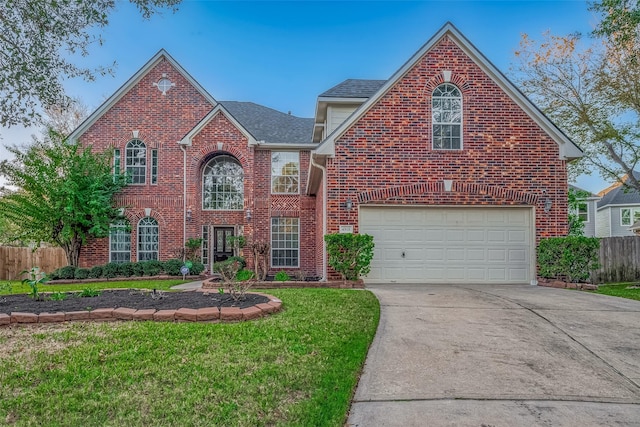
347 284 640 426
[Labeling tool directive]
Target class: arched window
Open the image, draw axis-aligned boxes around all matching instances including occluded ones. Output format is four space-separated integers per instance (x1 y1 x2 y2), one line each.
109 220 131 263
137 217 159 261
202 155 244 210
432 83 462 150
125 139 146 184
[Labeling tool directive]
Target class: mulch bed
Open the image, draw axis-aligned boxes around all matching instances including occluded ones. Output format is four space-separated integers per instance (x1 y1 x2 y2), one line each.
0 290 269 315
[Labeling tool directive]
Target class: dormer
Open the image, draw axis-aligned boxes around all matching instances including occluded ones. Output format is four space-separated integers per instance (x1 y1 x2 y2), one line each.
312 79 386 142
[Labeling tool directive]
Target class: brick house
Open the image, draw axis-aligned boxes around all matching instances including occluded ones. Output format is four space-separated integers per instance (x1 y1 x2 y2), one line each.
69 23 581 284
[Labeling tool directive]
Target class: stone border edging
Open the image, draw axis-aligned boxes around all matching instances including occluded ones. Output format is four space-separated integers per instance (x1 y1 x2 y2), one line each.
0 291 282 326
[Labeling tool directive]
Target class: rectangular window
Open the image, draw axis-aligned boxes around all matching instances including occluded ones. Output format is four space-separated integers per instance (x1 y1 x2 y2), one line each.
109 221 131 263
151 149 158 185
620 208 640 226
202 225 209 271
271 217 299 267
271 151 299 194
113 149 121 177
577 202 589 222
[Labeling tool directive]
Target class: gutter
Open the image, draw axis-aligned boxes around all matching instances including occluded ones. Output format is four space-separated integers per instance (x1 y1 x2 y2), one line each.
310 153 327 282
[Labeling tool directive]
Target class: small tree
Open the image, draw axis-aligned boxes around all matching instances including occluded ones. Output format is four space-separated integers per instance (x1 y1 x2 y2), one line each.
0 132 127 266
324 233 374 281
568 187 590 236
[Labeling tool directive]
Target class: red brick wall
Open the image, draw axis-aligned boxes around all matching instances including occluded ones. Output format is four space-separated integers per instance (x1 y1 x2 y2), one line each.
77 57 318 274
324 35 568 246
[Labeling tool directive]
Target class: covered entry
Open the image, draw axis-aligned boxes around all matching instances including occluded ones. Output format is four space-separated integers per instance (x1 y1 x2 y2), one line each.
359 206 534 284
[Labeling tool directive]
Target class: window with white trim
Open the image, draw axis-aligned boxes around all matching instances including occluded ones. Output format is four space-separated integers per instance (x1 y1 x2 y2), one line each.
432 83 462 150
113 149 121 177
138 217 159 261
151 149 158 185
620 208 640 226
271 217 299 267
125 139 146 184
109 220 130 263
271 151 299 194
575 202 589 222
202 155 244 210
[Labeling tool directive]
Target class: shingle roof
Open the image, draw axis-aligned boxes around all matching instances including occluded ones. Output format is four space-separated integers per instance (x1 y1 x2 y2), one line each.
319 79 387 98
219 101 314 144
597 172 640 208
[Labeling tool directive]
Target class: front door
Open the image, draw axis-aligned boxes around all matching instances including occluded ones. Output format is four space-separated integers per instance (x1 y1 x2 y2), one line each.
213 227 234 262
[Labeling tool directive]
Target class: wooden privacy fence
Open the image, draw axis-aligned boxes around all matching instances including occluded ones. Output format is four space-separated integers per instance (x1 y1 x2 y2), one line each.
593 236 640 284
0 246 67 280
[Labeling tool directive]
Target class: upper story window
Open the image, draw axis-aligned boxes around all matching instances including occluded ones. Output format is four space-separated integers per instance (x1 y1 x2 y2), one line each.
432 83 462 150
151 149 158 185
575 202 589 222
202 155 244 210
125 139 146 184
271 151 299 194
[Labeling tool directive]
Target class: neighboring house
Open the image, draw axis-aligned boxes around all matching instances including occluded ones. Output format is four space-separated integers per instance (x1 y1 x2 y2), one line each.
569 185 600 237
595 172 640 237
69 22 581 284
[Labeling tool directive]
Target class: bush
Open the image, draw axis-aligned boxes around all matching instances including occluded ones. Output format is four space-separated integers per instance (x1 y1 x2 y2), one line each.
324 233 375 281
88 265 103 278
118 262 136 277
163 259 183 276
130 262 144 277
190 261 205 275
538 236 600 283
236 269 254 281
51 265 77 280
274 270 290 282
102 262 120 279
74 268 90 280
227 256 246 269
142 260 163 276
213 259 242 282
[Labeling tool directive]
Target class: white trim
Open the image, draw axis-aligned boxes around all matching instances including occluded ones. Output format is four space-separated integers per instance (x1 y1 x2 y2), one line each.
69 49 216 143
313 22 582 161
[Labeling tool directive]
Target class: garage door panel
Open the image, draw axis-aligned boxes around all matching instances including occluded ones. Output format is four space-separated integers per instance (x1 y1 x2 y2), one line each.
360 207 532 284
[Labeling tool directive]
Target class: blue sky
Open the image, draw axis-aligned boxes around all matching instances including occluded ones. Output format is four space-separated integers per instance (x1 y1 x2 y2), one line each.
1 0 602 191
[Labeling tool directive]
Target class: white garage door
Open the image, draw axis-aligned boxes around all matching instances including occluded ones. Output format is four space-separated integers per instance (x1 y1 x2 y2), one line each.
359 206 534 284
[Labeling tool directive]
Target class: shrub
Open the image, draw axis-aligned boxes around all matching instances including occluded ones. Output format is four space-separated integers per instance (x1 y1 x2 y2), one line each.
130 262 144 277
190 261 205 275
213 259 242 283
74 268 90 280
51 265 77 280
79 288 101 297
274 270 290 282
102 262 120 279
538 236 600 283
118 262 136 277
88 265 103 278
324 233 375 281
227 256 246 269
163 259 183 276
236 269 254 281
142 260 163 276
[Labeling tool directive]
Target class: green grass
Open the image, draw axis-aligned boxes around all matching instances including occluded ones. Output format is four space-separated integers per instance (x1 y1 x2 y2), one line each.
592 283 640 301
0 279 189 295
0 288 380 426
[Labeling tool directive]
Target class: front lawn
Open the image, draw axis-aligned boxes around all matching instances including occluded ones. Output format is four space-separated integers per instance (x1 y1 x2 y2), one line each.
0 287 380 426
0 279 190 295
592 283 640 301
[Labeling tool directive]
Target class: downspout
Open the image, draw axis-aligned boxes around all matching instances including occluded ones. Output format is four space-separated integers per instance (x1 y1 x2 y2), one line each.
180 144 187 254
310 153 327 282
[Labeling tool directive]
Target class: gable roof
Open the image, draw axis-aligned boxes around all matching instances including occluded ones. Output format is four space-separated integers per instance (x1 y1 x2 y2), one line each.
67 49 217 142
319 79 387 98
597 172 640 208
220 101 314 145
313 22 583 161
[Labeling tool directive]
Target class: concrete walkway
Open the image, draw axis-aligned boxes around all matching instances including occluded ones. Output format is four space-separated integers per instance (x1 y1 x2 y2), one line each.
347 284 640 426
170 280 203 290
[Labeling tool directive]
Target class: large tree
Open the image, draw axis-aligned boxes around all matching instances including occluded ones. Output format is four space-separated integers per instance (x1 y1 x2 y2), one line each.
0 0 180 128
512 1 640 191
0 130 127 266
